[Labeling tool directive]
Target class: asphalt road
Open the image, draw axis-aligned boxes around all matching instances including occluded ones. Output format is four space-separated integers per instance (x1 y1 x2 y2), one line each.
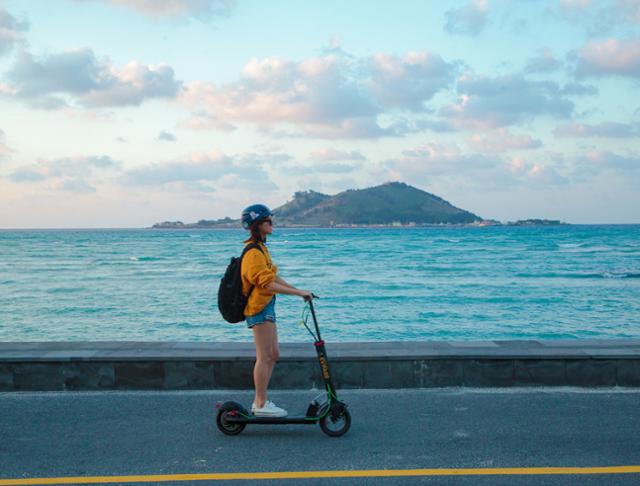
1 388 639 485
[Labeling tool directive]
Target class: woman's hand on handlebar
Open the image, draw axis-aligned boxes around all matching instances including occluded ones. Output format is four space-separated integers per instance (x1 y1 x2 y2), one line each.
299 290 314 301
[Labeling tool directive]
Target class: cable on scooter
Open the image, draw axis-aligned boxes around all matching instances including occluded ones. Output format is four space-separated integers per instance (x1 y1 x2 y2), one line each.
300 302 317 340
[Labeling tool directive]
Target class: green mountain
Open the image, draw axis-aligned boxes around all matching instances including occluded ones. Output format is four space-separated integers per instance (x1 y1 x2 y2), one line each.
273 190 331 220
152 182 482 228
274 182 481 226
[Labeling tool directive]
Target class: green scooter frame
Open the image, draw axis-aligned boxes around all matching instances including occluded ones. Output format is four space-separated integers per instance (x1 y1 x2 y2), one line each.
215 297 351 437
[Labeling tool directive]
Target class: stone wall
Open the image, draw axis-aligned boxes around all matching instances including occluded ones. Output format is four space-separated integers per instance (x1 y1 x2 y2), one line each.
1 340 639 391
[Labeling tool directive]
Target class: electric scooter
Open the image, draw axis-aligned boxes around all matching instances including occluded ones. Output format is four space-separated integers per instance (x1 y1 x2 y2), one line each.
215 296 351 437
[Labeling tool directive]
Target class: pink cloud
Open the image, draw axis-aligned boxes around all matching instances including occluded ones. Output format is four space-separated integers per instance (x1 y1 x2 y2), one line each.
385 144 571 191
576 38 640 77
8 155 121 190
180 51 456 139
581 149 640 171
467 129 543 152
526 164 568 185
79 0 235 19
118 150 285 193
559 0 594 11
553 121 639 137
181 56 373 126
309 148 365 161
5 49 181 108
438 74 573 130
391 142 499 177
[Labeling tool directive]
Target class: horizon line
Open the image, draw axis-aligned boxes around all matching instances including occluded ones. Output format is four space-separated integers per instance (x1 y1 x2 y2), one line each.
3 222 640 230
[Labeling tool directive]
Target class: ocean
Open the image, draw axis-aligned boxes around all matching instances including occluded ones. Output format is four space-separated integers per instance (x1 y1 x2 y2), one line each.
1 225 639 342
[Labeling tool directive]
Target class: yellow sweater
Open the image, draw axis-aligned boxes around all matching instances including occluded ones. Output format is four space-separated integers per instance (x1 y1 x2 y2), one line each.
241 240 278 316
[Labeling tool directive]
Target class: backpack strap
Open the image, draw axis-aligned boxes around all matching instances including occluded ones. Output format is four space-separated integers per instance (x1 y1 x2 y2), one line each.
242 241 264 257
241 242 265 298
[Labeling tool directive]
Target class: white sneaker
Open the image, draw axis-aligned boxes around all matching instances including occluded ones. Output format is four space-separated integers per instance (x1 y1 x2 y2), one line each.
251 400 288 418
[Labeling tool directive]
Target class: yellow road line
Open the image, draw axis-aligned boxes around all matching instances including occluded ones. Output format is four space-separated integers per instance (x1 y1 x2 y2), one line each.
2 466 640 485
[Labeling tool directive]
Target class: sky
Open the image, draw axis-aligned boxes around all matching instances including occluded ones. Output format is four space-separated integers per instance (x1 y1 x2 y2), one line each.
0 0 639 228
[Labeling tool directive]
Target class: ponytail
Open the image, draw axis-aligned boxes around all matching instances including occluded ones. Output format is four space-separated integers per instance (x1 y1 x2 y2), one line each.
249 221 265 243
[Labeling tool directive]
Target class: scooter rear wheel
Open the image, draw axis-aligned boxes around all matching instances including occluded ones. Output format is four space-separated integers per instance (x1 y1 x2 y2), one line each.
319 404 351 437
216 401 247 436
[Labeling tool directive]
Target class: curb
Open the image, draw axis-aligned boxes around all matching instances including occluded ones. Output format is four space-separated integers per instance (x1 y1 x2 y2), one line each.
1 340 639 391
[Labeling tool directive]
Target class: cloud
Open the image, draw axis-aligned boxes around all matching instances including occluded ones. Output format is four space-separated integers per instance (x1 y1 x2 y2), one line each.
526 163 569 185
578 149 640 173
78 0 235 20
385 143 570 191
389 142 500 177
368 52 457 111
0 6 28 57
7 155 120 191
574 38 640 78
277 160 362 176
121 151 233 186
8 169 47 182
494 156 569 188
559 82 598 96
444 0 489 36
52 178 97 193
119 150 279 191
157 130 177 141
180 51 457 139
617 0 640 23
559 0 594 12
524 48 562 74
466 129 543 152
556 0 639 34
309 148 365 161
181 56 374 132
296 117 413 139
4 49 181 109
553 121 640 137
0 129 12 162
438 73 574 130
313 162 361 173
183 110 237 132
319 35 354 58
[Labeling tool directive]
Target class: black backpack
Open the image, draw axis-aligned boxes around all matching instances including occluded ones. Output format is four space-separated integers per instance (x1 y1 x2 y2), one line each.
218 242 264 323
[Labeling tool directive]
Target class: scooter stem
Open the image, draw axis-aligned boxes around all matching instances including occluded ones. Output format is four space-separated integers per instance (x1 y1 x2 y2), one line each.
308 299 322 342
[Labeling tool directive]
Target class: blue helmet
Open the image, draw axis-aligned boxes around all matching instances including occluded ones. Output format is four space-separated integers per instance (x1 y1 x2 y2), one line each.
241 204 273 229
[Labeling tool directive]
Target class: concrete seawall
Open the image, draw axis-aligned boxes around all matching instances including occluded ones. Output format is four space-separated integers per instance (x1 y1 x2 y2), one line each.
1 340 639 391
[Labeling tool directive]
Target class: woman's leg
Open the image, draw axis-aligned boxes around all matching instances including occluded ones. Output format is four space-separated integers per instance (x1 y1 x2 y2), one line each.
252 320 278 408
266 321 280 384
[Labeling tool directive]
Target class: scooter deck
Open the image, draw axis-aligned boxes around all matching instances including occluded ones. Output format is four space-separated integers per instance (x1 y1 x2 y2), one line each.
226 415 318 425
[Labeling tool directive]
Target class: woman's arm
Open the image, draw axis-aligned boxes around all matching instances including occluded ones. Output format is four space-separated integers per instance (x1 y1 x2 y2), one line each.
266 280 312 299
274 275 296 289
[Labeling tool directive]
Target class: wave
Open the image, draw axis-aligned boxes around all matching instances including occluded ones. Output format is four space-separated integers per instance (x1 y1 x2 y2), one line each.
558 245 614 253
516 271 640 279
129 256 163 261
47 287 85 294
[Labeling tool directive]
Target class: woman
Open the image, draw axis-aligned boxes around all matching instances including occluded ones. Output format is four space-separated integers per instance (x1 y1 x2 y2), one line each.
240 204 313 417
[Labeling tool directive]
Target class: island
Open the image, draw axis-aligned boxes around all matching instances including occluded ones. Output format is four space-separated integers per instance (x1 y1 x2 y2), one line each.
151 182 567 228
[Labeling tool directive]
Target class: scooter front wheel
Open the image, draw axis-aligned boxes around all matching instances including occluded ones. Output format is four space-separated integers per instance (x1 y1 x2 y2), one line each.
216 401 247 436
319 404 351 437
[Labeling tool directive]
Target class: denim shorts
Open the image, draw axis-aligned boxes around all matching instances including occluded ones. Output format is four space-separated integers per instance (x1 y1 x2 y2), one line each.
246 295 276 328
